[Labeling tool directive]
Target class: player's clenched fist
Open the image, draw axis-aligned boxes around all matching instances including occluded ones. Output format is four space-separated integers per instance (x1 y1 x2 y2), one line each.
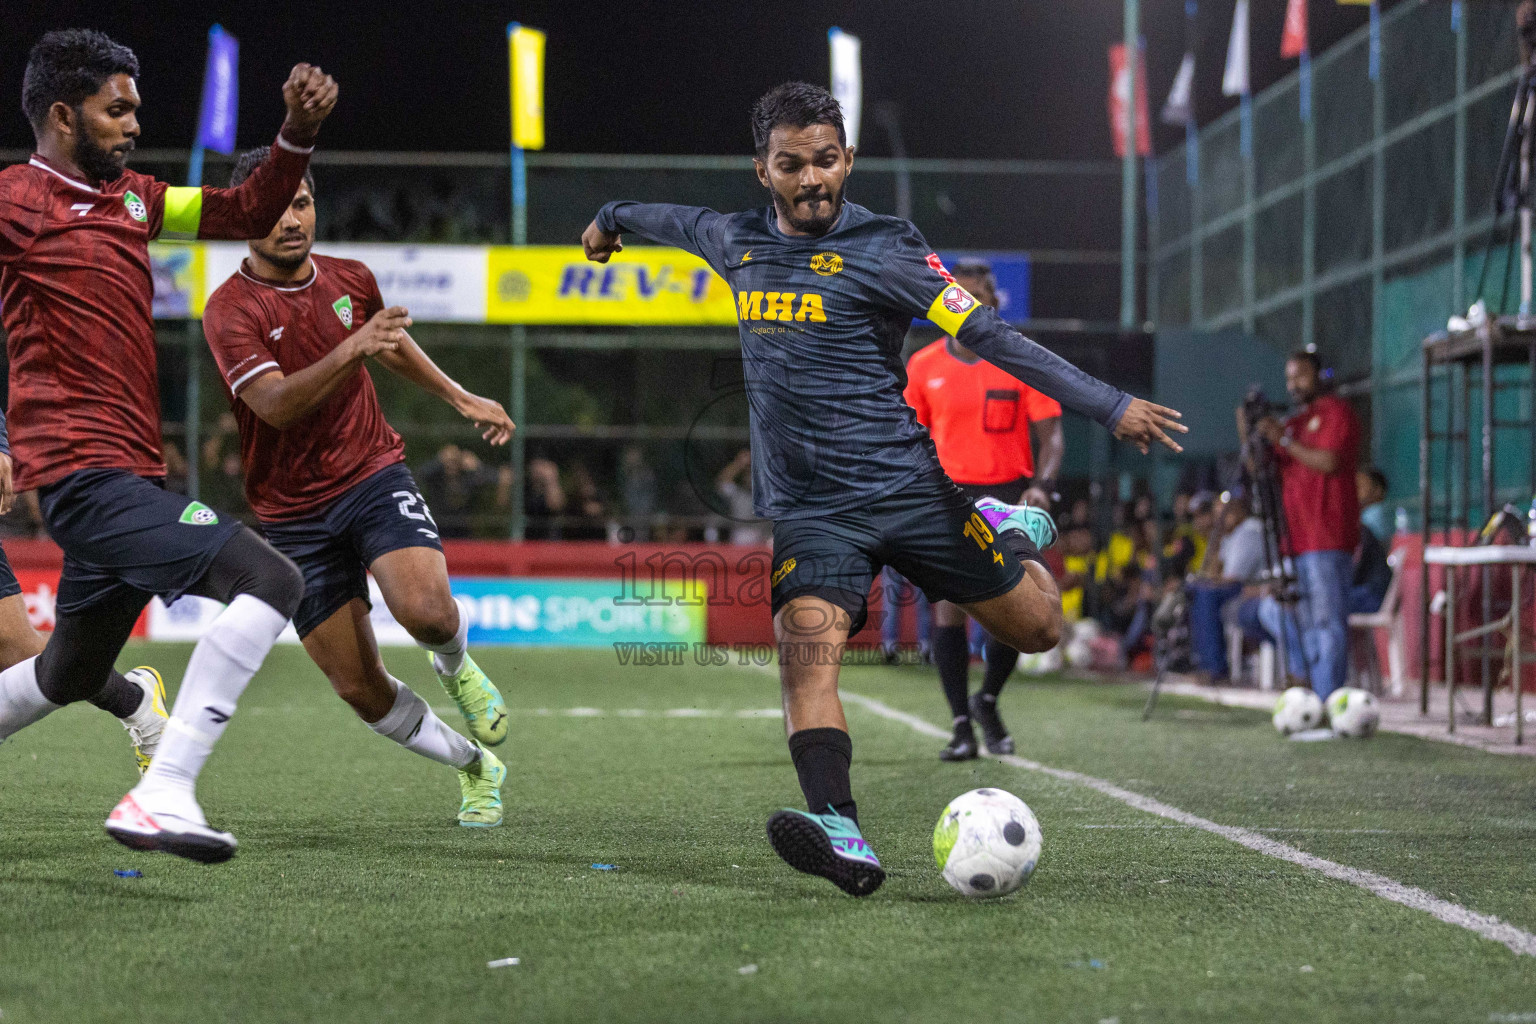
348 306 411 359
582 219 624 263
282 63 338 141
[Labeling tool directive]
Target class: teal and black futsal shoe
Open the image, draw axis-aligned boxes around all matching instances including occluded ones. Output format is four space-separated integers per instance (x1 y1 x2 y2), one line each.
766 807 885 897
974 496 1059 552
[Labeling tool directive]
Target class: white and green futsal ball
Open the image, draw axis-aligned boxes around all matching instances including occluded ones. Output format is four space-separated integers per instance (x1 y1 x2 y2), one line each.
1326 687 1380 738
933 788 1041 898
1272 686 1325 734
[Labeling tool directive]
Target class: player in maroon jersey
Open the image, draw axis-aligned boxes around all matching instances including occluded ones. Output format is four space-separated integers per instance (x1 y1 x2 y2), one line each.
0 30 336 863
202 149 515 827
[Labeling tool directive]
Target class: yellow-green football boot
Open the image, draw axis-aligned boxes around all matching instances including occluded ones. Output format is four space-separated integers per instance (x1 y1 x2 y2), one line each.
431 652 508 747
457 745 505 828
122 666 169 775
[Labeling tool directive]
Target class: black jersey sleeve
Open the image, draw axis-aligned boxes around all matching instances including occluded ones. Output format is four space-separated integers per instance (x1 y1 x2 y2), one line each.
594 202 731 277
872 222 1133 430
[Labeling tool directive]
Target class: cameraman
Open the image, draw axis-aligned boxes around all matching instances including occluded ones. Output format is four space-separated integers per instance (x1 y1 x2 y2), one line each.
1246 350 1361 699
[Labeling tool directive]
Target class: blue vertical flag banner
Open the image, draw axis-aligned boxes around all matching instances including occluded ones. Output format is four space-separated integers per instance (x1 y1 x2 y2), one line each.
1369 0 1381 81
196 25 239 154
828 28 862 150
1299 46 1312 122
1451 0 1463 32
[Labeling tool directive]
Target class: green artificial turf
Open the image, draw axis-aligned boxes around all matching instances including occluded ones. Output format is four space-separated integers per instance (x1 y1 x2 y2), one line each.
2 643 1534 1023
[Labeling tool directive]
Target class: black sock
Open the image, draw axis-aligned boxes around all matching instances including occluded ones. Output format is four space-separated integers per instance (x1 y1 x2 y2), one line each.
787 727 857 823
84 671 145 719
981 636 1020 698
932 625 971 724
1002 530 1049 570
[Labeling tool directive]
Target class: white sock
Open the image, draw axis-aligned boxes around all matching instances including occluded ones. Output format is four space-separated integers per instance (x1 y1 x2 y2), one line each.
420 598 469 676
369 675 478 769
0 657 58 742
138 595 288 799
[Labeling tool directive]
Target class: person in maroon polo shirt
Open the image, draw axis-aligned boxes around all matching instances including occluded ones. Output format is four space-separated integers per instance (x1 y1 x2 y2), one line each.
1253 350 1361 698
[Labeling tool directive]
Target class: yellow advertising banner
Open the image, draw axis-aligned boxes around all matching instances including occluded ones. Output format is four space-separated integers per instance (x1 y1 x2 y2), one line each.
486 245 737 325
509 25 546 151
148 241 208 318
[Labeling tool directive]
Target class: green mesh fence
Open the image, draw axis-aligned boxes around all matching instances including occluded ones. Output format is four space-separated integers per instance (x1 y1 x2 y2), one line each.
1150 0 1529 512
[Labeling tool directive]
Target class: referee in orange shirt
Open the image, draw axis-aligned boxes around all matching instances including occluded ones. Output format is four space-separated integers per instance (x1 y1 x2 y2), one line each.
903 260 1064 760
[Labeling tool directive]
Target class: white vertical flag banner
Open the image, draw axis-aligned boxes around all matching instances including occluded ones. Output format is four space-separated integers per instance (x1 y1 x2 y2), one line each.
1223 0 1251 96
1162 53 1196 125
829 27 862 149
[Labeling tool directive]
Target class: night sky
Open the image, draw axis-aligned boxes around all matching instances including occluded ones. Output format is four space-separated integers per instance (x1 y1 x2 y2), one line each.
3 1 1392 159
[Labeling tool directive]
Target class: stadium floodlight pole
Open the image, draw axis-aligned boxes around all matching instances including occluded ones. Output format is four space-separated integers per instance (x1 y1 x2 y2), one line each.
184 24 239 501
1121 0 1140 331
508 22 545 540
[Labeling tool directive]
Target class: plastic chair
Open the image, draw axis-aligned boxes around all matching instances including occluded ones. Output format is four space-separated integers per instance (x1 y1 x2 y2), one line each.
1348 551 1405 696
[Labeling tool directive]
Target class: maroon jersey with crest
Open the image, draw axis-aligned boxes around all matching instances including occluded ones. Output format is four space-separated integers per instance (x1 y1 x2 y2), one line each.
202 254 405 521
0 137 314 491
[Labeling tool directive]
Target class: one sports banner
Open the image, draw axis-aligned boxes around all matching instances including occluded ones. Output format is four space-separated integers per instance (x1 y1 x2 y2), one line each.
829 27 862 150
149 577 708 648
195 25 239 154
509 24 546 150
1107 42 1151 158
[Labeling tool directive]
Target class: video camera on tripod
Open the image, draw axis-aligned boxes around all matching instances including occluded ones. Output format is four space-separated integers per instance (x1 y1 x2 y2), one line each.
1237 385 1303 679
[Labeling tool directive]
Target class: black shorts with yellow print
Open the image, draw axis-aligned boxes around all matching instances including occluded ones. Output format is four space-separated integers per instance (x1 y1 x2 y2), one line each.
768 468 1027 634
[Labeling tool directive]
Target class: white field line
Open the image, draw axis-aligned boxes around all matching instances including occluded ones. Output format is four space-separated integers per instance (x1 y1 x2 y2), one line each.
841 690 1536 959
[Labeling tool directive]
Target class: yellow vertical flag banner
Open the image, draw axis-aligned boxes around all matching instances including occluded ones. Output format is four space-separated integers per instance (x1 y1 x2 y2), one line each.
510 25 546 150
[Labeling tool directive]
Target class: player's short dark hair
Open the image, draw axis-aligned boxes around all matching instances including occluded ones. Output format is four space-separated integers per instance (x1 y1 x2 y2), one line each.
1288 349 1322 373
22 29 140 135
751 82 846 157
230 146 316 195
1363 467 1388 493
951 259 997 291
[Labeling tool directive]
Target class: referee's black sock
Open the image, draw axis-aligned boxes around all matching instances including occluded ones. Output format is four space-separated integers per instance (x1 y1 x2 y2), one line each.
787 727 857 824
980 636 1020 699
932 625 971 723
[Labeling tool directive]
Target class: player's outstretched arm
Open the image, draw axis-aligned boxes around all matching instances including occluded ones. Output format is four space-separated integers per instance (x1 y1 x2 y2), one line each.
234 307 408 430
583 202 730 274
373 332 515 446
874 228 1186 454
162 65 338 243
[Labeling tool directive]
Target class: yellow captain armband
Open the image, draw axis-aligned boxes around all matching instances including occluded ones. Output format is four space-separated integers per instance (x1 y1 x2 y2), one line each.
925 282 982 336
160 186 203 240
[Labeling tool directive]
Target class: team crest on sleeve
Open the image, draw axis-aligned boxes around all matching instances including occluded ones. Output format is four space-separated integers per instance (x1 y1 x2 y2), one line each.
809 252 844 276
333 295 354 328
123 190 147 222
940 285 976 315
925 252 956 284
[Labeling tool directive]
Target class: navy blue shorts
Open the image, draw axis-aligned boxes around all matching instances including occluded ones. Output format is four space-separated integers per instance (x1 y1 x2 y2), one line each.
0 543 20 601
259 463 443 639
39 469 242 616
769 470 1026 635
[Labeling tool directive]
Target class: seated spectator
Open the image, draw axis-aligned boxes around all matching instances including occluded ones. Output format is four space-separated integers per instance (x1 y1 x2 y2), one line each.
1187 492 1266 682
417 443 501 538
1357 467 1391 546
619 445 658 542
563 461 609 541
199 412 249 516
715 449 767 545
1059 523 1098 623
525 456 567 540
